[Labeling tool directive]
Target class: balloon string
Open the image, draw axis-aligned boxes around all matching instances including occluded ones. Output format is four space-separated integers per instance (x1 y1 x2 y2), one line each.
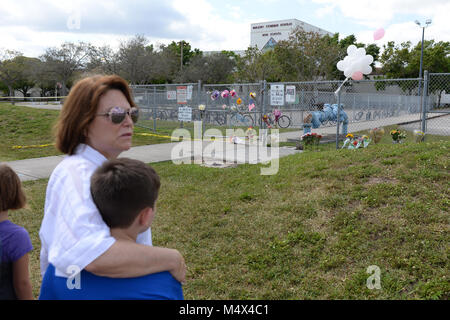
334 77 350 96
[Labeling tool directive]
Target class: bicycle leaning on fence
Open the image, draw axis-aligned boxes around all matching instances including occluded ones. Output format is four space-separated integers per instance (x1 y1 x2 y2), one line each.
229 106 255 127
262 109 291 128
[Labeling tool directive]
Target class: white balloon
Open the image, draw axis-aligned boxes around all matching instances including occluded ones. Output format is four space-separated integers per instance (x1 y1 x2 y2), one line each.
356 47 366 57
337 45 375 79
362 65 372 75
364 55 374 65
347 45 357 55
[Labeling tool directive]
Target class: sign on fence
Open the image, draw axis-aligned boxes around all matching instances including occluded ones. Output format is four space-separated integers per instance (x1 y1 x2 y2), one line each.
270 84 284 106
178 106 192 122
285 85 296 103
167 91 177 100
177 86 187 104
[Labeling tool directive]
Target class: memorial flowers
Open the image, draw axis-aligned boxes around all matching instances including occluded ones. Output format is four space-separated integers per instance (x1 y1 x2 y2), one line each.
390 129 406 143
369 127 385 144
301 132 322 150
342 134 371 150
413 130 425 143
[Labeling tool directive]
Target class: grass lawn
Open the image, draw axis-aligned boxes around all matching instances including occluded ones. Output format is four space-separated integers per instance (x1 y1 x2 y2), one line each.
0 103 177 161
0 103 297 161
10 139 450 299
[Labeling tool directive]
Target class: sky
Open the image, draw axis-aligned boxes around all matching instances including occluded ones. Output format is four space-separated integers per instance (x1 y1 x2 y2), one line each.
0 0 449 58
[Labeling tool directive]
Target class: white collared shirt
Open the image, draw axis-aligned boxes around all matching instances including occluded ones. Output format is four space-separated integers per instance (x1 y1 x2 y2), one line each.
39 144 152 277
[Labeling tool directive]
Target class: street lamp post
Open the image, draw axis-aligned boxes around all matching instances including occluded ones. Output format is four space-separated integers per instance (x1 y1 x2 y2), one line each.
415 19 432 88
415 19 431 130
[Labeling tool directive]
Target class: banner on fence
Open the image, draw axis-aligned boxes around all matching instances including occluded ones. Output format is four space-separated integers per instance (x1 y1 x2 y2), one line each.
270 84 284 106
177 86 187 104
285 85 296 103
178 106 192 122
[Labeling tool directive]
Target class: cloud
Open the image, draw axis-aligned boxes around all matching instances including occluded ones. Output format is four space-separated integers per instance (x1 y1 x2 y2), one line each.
0 0 186 38
0 0 252 56
312 0 450 49
169 0 251 51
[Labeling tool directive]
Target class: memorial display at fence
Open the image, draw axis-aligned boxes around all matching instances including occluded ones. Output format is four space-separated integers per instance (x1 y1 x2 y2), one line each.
342 134 371 150
390 129 407 143
413 130 425 143
167 90 177 100
303 103 348 135
211 90 220 100
285 85 296 103
177 86 187 104
336 45 374 80
178 106 192 122
369 127 385 144
270 84 284 106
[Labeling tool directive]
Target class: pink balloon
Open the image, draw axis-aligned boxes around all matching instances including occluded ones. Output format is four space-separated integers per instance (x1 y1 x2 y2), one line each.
373 28 385 41
248 103 255 111
352 71 363 81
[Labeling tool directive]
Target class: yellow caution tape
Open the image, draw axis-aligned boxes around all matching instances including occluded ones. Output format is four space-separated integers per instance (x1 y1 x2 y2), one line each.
12 143 55 149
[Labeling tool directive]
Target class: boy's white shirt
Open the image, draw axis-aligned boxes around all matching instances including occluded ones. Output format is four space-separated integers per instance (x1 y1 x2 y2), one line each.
39 144 152 278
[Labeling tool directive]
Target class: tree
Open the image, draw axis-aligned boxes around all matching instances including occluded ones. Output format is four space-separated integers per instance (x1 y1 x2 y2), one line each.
234 46 281 82
0 50 24 96
379 40 450 94
88 45 121 75
176 52 236 84
0 79 8 95
40 42 93 95
116 35 159 84
27 58 57 97
167 40 201 71
13 57 42 96
273 27 342 81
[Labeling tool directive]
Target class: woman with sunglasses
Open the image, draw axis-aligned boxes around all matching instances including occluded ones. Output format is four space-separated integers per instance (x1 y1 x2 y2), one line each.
39 75 186 296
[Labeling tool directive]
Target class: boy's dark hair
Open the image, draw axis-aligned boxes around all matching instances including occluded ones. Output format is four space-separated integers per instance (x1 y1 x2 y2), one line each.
0 164 26 212
90 158 160 229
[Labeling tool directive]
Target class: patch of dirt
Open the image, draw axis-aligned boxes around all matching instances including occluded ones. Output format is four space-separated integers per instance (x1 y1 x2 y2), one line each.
365 176 399 186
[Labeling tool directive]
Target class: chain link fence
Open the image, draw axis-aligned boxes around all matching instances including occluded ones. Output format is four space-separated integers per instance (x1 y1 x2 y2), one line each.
131 72 450 146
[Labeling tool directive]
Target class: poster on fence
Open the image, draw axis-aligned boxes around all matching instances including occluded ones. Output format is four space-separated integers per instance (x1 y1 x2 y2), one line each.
187 85 193 100
167 91 177 100
177 86 187 104
285 85 296 104
270 84 285 106
178 106 192 122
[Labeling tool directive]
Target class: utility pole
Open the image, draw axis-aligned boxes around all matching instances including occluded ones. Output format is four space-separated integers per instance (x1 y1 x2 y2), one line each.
180 41 183 71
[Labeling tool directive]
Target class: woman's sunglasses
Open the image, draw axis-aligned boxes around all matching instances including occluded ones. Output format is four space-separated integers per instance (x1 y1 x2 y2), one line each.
97 107 139 124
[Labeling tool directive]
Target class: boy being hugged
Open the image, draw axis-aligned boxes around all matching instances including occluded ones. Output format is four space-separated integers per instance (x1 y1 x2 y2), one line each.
0 164 34 300
39 158 184 299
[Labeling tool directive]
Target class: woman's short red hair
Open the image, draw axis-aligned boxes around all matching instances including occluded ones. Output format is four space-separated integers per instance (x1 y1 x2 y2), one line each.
55 75 136 155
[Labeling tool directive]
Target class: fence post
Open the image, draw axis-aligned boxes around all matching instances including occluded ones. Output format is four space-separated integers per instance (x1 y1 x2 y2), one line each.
198 80 204 134
336 90 341 149
153 87 157 132
262 80 267 128
421 70 429 135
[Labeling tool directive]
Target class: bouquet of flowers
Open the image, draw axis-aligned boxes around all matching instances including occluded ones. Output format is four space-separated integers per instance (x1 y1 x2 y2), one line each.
390 129 406 143
369 127 384 144
413 130 425 143
198 104 206 119
301 132 322 150
342 133 371 150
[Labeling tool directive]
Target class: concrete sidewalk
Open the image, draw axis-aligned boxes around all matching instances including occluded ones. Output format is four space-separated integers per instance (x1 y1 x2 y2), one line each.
6 139 301 182
5 112 448 182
